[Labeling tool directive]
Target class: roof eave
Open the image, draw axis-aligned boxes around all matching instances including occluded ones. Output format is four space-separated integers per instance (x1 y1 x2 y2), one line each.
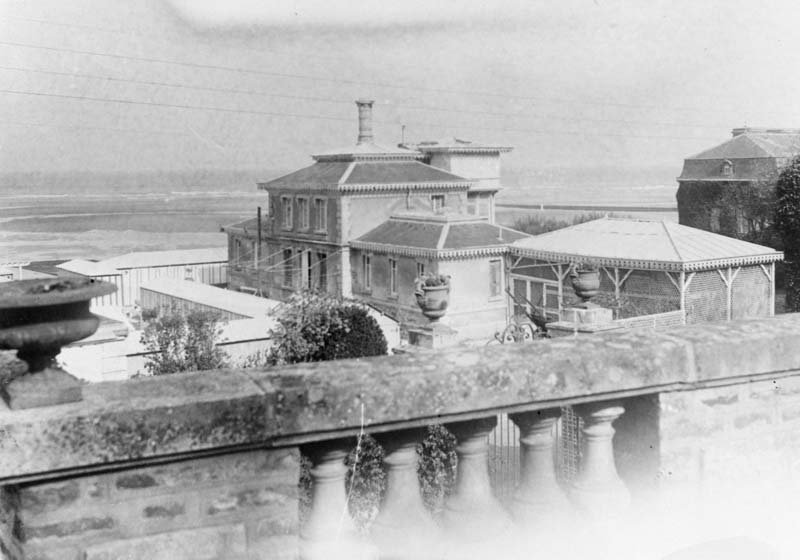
509 246 784 272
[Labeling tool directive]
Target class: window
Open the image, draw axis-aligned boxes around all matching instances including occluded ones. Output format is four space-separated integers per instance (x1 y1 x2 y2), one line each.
315 198 327 232
234 239 242 264
416 262 425 278
297 198 309 230
721 159 734 177
301 250 311 289
362 254 372 290
317 252 327 291
389 258 398 294
468 193 490 217
281 197 293 230
431 194 445 213
489 259 502 298
282 248 293 286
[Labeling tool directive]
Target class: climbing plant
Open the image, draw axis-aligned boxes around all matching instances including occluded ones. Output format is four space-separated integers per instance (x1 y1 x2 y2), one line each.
775 156 800 312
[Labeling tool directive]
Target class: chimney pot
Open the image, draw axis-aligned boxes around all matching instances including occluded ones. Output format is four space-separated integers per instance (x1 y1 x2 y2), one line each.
356 99 374 144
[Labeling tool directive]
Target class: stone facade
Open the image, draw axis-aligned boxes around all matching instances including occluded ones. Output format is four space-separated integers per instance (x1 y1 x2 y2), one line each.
677 127 800 238
8 448 298 560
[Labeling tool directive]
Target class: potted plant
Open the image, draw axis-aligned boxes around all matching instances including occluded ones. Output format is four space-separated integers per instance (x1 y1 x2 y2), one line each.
570 261 601 304
414 273 451 321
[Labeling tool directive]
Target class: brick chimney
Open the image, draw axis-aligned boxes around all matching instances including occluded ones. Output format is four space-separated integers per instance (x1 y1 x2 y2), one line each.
356 99 374 144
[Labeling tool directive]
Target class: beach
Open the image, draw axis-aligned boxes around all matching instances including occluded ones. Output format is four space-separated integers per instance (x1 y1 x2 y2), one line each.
0 171 679 262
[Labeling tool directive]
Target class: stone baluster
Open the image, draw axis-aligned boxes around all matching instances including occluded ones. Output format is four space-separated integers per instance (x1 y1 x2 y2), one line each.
300 439 375 560
371 428 441 560
570 401 631 517
509 409 571 528
442 418 513 544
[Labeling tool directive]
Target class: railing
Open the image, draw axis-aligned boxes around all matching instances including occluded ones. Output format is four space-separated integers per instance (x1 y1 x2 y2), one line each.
4 314 800 558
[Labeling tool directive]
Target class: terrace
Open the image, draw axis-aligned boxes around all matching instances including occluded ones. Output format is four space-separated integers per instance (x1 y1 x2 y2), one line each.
1 281 799 558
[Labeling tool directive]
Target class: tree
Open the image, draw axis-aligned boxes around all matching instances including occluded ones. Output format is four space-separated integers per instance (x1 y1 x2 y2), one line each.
140 308 229 375
775 156 800 311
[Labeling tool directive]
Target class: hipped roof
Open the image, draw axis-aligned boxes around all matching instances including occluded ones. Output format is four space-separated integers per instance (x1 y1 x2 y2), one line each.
510 218 783 272
258 160 471 193
352 214 530 259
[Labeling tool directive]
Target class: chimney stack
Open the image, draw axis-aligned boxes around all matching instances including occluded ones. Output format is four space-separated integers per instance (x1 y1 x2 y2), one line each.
356 99 374 144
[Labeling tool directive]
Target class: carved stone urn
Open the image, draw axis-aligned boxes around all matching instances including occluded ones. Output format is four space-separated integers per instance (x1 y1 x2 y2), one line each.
0 277 116 409
414 274 450 322
570 266 601 305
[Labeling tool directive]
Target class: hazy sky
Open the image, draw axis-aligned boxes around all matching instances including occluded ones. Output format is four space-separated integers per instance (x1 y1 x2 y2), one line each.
1 0 799 175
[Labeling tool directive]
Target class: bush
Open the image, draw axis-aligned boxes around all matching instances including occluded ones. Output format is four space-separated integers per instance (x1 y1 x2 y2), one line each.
139 308 229 376
266 292 387 366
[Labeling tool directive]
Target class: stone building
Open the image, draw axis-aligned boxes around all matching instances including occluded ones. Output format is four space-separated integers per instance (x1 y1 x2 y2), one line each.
223 100 519 339
677 127 800 237
350 213 527 339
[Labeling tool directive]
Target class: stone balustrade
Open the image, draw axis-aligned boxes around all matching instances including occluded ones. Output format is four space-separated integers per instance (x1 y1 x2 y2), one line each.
4 314 800 558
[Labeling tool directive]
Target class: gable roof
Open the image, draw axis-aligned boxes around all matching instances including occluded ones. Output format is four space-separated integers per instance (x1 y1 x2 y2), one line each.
510 218 782 272
258 160 471 193
352 214 529 259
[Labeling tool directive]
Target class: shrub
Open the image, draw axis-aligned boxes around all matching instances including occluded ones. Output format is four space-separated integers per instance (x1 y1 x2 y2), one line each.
266 292 387 366
139 308 229 376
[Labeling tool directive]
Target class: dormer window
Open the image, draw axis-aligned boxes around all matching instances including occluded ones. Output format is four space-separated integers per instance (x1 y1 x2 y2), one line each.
721 160 733 177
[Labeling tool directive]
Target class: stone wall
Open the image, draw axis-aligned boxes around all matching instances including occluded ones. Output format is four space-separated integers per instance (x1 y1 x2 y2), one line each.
8 448 298 560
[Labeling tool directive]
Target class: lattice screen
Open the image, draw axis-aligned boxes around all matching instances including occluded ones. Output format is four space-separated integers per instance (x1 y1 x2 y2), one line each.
557 406 581 485
685 270 727 324
731 265 771 319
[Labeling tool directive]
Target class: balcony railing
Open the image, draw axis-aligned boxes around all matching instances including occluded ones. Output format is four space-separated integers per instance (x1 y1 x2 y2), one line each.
3 314 800 558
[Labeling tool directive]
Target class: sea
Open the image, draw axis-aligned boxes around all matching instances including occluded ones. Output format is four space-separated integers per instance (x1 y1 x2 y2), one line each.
0 167 680 263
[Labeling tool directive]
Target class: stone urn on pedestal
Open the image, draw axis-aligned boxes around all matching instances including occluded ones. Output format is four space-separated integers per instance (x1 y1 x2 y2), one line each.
570 261 601 308
414 273 451 322
548 261 615 337
409 273 458 348
0 277 116 409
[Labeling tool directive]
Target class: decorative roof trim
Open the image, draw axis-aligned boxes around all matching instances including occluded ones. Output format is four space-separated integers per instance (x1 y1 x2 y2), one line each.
418 146 513 154
509 246 783 272
312 153 424 162
349 241 509 260
677 177 754 183
339 181 471 193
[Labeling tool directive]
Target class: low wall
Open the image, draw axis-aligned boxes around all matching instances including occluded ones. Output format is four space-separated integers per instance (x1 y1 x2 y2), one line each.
4 315 800 558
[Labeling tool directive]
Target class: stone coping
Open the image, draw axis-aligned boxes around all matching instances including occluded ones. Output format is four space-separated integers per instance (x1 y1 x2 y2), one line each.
3 314 800 483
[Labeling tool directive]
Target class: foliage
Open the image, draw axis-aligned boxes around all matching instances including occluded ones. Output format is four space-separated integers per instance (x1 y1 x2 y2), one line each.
266 292 387 366
775 156 800 311
677 180 781 249
572 260 600 273
511 211 617 236
345 434 385 528
139 307 229 376
417 425 458 515
415 272 451 288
